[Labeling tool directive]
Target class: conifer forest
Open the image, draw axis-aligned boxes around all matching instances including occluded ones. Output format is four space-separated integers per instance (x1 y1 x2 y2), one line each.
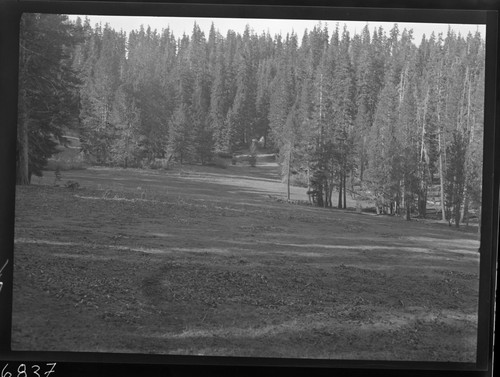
17 14 485 226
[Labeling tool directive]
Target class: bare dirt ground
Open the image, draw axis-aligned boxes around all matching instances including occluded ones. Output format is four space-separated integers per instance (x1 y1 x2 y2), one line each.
12 161 480 361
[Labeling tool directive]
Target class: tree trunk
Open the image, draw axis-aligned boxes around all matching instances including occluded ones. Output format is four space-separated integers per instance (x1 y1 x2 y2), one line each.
360 136 366 181
401 181 405 218
462 194 470 226
323 182 328 208
438 131 446 221
343 173 347 209
418 185 427 218
460 71 473 225
436 63 447 222
307 168 310 192
286 156 291 201
317 185 324 207
337 173 342 209
454 201 461 228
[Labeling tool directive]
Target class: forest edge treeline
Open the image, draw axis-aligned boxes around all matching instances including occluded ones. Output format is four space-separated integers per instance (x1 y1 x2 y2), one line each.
16 14 485 228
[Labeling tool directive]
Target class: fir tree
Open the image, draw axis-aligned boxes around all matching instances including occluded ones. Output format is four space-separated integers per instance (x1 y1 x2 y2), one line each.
17 13 81 184
109 83 142 167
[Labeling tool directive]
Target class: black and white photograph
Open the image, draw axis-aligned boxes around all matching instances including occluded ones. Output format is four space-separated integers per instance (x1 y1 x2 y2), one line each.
12 13 486 362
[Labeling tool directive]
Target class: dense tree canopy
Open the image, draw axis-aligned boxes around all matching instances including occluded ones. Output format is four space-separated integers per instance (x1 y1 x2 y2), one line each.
18 15 486 227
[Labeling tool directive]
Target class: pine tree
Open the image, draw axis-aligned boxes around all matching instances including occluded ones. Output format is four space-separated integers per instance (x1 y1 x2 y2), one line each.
254 59 272 147
460 32 485 226
330 26 355 208
189 23 213 164
127 26 169 163
17 13 81 184
397 63 420 219
415 32 443 218
229 25 259 149
210 41 231 154
464 41 485 230
109 83 142 167
366 62 399 213
168 104 194 164
79 24 125 164
308 41 330 206
269 33 302 199
445 131 467 226
352 24 383 183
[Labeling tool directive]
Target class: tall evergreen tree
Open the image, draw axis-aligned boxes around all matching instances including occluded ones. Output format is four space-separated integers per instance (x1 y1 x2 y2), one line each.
366 60 399 213
17 13 81 184
189 23 213 164
109 83 142 167
209 40 231 154
79 24 125 164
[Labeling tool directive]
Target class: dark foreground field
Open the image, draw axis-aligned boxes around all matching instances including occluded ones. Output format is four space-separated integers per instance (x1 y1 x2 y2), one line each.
12 163 480 361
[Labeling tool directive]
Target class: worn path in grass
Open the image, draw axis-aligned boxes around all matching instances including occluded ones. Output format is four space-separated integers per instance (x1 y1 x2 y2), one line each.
13 163 480 361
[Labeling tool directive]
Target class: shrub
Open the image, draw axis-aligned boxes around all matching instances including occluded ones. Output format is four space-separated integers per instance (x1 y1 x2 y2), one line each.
290 171 309 187
53 166 62 186
248 154 257 167
206 157 228 169
45 148 87 171
216 152 233 159
149 158 170 170
65 180 80 190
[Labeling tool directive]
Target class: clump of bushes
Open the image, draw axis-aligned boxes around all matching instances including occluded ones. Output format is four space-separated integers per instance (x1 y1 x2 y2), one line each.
45 142 87 172
149 158 171 170
212 157 229 169
45 156 86 171
53 166 62 186
248 154 257 167
205 157 229 169
290 171 309 187
65 180 80 190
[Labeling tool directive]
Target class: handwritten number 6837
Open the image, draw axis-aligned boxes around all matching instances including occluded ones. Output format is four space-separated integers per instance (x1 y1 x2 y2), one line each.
1 363 57 377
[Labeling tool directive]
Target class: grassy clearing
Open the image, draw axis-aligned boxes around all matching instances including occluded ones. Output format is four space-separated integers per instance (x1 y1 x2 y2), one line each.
12 163 479 361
